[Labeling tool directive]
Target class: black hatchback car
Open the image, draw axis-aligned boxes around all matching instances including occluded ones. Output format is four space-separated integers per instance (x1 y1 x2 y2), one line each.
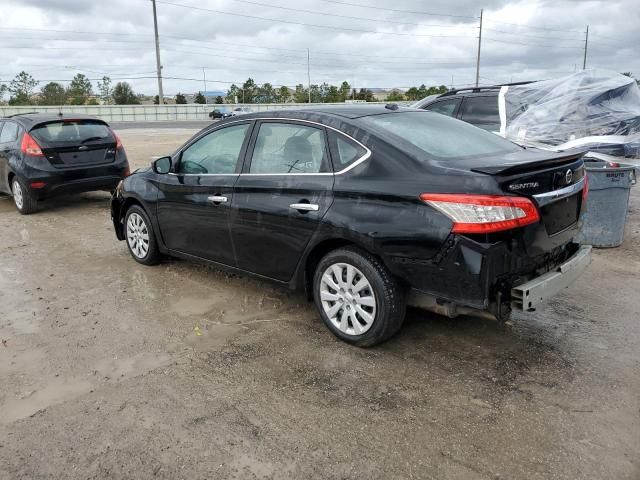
111 106 591 346
0 113 130 214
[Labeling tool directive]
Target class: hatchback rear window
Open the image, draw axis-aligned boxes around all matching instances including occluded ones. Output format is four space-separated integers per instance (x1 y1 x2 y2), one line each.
360 111 521 160
30 120 114 145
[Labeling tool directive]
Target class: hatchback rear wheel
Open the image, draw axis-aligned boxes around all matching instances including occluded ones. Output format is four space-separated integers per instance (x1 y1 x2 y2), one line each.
124 205 160 265
313 247 406 347
12 177 37 215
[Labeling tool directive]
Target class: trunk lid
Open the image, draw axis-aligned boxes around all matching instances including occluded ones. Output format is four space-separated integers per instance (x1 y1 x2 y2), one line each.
473 151 586 236
30 119 118 167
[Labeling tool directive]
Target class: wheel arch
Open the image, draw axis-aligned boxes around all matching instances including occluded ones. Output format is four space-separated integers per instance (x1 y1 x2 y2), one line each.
301 237 363 300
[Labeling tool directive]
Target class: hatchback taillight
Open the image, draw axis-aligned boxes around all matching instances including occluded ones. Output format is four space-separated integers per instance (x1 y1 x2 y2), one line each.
110 128 123 150
21 132 44 157
420 193 541 234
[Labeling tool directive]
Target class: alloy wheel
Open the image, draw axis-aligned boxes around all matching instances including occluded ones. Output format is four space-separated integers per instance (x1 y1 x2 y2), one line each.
12 179 24 210
319 262 376 336
126 212 150 259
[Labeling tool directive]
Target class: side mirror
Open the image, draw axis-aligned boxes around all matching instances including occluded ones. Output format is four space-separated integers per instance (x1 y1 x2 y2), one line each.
152 156 172 174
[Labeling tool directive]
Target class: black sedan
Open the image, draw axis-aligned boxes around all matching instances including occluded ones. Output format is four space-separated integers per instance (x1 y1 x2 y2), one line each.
208 107 233 119
0 113 130 214
111 106 591 346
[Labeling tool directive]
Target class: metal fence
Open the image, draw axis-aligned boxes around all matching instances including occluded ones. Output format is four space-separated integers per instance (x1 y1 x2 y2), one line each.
0 102 411 122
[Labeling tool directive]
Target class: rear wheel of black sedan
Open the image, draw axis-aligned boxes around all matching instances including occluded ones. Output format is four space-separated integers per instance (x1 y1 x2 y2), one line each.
11 177 37 215
124 205 160 265
313 247 406 347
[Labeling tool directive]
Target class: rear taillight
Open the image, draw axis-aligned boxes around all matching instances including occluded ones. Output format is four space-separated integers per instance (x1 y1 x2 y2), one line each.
20 132 44 157
420 193 540 234
110 129 123 150
582 173 589 201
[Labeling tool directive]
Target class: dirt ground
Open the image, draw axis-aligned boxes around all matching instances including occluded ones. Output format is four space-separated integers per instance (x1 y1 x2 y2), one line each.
0 127 638 479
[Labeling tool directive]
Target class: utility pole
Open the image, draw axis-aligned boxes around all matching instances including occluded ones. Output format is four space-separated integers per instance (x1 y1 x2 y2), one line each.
583 25 589 70
475 8 483 87
202 67 207 104
307 48 311 103
151 0 164 104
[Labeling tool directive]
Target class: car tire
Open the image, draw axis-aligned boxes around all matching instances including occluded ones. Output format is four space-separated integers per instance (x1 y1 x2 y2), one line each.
124 205 160 265
11 177 37 215
313 247 406 347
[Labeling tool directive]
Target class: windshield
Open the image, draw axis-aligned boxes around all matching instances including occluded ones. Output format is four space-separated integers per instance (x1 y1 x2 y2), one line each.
30 120 113 146
360 111 522 160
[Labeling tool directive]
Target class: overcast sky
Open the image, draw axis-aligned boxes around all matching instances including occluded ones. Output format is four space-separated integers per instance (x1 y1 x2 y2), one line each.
0 0 638 97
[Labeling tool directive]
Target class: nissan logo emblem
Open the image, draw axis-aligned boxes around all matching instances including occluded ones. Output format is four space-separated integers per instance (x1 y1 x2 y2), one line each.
565 169 573 185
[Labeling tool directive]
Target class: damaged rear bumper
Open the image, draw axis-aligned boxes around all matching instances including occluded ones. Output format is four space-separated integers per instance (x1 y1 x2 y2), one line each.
511 245 592 311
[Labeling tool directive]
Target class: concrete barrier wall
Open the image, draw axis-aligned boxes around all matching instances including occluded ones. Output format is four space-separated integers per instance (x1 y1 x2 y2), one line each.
0 102 412 122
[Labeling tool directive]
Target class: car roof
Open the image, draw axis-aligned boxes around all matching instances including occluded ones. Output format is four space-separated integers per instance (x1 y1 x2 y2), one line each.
1 112 105 127
239 104 413 121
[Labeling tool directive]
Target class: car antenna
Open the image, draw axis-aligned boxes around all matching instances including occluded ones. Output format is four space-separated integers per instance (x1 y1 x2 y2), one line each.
385 103 399 111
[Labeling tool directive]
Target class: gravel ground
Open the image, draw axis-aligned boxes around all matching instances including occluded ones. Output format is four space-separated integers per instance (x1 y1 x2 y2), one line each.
0 128 638 479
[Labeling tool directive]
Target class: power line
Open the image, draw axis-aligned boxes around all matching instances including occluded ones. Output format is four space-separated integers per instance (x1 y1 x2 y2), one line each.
483 28 584 43
153 0 477 38
482 37 585 50
483 18 585 34
219 0 478 29
315 0 478 19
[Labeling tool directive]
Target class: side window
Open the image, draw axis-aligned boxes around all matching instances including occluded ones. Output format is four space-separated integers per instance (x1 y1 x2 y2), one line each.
328 131 367 170
0 121 19 143
459 96 500 131
424 99 460 117
178 123 249 174
249 123 329 174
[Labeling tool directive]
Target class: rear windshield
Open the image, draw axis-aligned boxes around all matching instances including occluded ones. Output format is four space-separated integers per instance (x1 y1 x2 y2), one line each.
360 111 522 160
30 120 114 145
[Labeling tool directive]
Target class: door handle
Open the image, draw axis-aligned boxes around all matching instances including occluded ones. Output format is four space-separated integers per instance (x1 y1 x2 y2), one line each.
289 203 319 212
208 195 228 203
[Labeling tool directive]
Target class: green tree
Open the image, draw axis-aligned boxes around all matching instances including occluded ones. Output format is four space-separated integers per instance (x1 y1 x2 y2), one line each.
257 83 276 103
326 85 341 103
385 89 405 101
339 81 351 102
309 84 322 103
405 86 420 101
175 93 187 104
293 84 308 103
96 76 112 104
39 82 67 105
67 73 92 105
215 96 224 104
225 84 242 103
277 86 290 103
112 82 140 104
8 71 38 105
194 92 206 104
241 78 258 103
153 95 159 105
355 88 374 102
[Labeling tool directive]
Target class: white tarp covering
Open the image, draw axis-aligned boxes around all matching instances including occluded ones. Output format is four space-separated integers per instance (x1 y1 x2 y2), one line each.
499 70 640 158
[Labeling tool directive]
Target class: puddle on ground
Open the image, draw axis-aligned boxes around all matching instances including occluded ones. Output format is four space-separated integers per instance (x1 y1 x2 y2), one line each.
171 296 218 318
185 323 245 352
0 379 92 424
93 352 172 380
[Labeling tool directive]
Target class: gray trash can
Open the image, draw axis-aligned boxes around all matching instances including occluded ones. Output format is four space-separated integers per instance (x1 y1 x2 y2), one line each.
576 162 637 248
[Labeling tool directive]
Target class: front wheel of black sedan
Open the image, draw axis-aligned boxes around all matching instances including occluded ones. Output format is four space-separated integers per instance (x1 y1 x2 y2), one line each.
124 205 160 265
313 247 406 347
